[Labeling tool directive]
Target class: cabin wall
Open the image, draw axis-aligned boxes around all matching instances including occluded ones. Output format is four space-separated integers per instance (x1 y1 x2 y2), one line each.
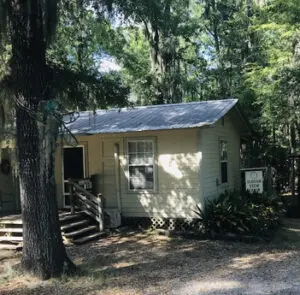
55 129 201 218
199 111 241 205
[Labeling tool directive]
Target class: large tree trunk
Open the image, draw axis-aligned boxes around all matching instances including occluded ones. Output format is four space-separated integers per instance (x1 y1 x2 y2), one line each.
17 108 75 279
9 0 75 279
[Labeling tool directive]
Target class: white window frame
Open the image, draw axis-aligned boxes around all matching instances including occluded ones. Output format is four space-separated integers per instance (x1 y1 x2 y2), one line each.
220 140 228 184
126 138 156 192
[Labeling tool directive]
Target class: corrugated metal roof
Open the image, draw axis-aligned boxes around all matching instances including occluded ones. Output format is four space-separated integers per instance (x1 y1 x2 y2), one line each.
65 99 238 135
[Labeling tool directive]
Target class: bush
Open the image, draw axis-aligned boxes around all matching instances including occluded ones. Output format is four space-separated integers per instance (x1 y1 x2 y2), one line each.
195 191 285 237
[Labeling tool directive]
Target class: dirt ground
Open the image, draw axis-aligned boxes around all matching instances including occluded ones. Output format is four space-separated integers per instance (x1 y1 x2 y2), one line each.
1 219 300 295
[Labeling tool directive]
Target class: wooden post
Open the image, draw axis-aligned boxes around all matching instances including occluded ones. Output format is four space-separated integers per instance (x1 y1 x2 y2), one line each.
98 193 104 232
69 182 75 215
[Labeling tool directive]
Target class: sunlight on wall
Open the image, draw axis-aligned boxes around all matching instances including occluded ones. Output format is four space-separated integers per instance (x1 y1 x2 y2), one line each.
158 152 201 178
159 155 183 179
120 150 202 218
128 190 200 218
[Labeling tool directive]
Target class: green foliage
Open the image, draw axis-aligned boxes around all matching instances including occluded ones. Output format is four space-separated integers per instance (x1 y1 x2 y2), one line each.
46 0 129 110
90 0 267 109
92 0 203 104
196 191 285 237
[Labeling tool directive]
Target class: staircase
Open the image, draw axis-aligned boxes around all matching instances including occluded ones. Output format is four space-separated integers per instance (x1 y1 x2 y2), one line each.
0 211 107 250
0 216 23 250
59 211 107 245
0 179 108 250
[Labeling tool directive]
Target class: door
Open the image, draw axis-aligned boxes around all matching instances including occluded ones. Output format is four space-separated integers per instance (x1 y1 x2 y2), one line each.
0 150 19 213
62 146 85 207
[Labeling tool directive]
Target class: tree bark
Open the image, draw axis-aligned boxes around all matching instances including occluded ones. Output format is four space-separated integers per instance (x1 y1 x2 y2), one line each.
8 0 75 279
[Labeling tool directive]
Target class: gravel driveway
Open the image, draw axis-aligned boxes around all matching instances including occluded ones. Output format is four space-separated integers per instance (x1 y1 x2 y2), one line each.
1 219 300 295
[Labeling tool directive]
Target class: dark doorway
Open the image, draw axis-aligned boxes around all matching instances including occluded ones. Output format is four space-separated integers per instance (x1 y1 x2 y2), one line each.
63 147 85 206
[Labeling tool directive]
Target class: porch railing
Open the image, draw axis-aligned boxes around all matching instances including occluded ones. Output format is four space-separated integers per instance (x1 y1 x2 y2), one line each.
67 179 104 232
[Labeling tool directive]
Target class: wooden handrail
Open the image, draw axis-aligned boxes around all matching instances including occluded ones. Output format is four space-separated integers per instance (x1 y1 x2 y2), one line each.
67 179 104 231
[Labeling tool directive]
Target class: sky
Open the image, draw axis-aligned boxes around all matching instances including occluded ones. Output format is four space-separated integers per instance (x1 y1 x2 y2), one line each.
99 56 121 73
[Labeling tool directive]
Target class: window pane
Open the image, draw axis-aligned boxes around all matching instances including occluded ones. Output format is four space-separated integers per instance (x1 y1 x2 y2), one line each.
220 141 228 161
130 177 146 189
129 154 144 165
129 166 142 177
144 142 153 153
129 166 154 177
143 154 153 165
128 142 137 154
129 177 154 189
137 141 145 153
145 180 154 189
221 162 228 183
129 165 154 189
145 166 153 174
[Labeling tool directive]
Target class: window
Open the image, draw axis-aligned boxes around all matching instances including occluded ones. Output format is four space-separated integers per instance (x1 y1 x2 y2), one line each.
220 140 228 184
127 139 155 190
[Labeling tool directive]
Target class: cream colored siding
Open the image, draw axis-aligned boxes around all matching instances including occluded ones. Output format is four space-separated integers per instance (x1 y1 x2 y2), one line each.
199 111 241 205
120 129 201 218
55 129 201 218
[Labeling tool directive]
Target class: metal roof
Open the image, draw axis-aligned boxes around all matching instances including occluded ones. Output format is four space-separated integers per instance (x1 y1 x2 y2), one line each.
65 99 239 135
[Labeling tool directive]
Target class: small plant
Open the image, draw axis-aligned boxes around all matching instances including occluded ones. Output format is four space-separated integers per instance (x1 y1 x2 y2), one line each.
195 191 285 237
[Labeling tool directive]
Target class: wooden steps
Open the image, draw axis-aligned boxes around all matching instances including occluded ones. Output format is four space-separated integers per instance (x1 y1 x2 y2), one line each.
0 215 23 248
64 225 98 238
60 219 90 231
0 242 22 250
59 212 85 222
0 211 106 250
0 227 23 233
0 236 23 241
72 231 107 245
60 212 104 244
0 219 22 225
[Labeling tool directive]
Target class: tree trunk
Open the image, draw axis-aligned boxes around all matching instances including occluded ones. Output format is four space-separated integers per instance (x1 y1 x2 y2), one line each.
17 108 75 279
8 0 75 279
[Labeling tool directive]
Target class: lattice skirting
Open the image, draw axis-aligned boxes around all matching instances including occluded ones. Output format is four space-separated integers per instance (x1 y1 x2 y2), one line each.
150 218 201 231
122 217 201 231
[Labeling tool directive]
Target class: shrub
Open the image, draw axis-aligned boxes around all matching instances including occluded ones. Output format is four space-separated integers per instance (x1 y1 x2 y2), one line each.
195 191 285 237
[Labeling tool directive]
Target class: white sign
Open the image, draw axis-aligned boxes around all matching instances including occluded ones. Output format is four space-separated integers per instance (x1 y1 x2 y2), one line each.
245 170 263 193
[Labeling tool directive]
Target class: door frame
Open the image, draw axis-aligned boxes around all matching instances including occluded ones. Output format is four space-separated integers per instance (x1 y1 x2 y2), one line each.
62 145 86 208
